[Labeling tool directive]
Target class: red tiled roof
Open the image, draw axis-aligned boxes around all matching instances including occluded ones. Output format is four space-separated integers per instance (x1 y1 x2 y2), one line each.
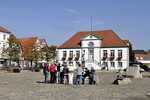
0 26 11 33
10 34 17 39
123 40 129 43
58 30 128 48
17 37 38 54
135 54 150 58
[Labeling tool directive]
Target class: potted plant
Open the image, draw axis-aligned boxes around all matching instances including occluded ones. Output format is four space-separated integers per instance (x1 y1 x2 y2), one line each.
118 56 123 60
62 57 66 60
103 57 107 60
75 57 79 60
68 57 73 60
110 56 115 60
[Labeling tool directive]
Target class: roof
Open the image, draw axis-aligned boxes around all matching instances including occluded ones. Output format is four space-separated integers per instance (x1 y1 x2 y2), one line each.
133 50 147 54
135 54 150 58
0 26 11 33
58 30 128 49
17 37 38 54
123 40 129 43
10 34 17 39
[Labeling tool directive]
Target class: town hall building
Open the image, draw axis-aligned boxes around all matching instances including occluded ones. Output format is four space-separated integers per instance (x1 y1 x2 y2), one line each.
57 30 129 70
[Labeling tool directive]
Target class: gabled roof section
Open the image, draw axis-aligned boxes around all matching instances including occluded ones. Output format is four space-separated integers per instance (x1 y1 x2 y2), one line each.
133 50 147 54
10 34 17 39
81 33 103 40
58 30 128 49
17 37 38 54
0 26 11 33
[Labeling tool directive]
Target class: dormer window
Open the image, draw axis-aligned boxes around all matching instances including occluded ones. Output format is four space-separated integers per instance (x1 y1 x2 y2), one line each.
88 42 94 47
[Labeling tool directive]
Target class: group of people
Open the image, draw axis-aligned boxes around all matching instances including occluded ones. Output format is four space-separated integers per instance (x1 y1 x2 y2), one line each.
43 63 97 85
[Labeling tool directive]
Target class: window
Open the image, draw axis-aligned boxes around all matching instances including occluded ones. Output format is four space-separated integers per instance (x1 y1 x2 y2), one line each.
76 50 80 57
88 42 94 47
118 50 122 57
103 62 107 67
118 62 122 67
3 44 6 50
110 50 115 56
136 57 138 60
111 62 115 67
140 57 143 60
3 34 6 40
69 51 73 57
63 51 67 57
144 57 150 60
103 50 107 57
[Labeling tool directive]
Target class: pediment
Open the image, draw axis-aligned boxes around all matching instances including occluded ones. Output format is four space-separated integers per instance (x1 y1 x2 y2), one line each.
81 33 102 40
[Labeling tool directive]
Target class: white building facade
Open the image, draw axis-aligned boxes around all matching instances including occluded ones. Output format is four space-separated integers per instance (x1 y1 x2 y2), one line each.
57 30 129 70
0 26 11 67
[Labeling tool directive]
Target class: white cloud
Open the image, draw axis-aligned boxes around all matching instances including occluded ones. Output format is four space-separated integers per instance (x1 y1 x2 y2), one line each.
65 9 84 16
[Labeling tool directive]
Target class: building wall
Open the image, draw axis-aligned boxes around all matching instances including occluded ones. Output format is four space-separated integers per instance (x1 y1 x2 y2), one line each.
57 47 129 69
57 48 82 67
0 31 10 67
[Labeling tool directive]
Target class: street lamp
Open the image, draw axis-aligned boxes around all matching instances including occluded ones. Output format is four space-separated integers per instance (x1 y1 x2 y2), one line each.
106 53 109 71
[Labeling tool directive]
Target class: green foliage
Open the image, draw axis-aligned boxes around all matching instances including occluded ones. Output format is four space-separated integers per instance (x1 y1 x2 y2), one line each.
41 45 57 62
1 37 22 66
129 43 135 63
23 43 41 67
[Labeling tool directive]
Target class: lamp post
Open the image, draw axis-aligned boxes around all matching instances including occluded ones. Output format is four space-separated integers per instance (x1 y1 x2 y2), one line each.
106 53 109 71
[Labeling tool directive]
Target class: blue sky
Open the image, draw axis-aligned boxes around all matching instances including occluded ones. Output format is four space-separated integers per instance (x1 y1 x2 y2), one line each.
0 0 150 50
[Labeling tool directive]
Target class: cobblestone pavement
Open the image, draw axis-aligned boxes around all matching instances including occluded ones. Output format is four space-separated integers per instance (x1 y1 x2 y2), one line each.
0 70 150 100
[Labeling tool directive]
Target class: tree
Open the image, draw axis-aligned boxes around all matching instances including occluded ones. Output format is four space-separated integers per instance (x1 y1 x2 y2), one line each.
41 45 51 62
2 37 22 67
22 43 41 68
129 43 135 63
49 45 57 60
41 45 57 63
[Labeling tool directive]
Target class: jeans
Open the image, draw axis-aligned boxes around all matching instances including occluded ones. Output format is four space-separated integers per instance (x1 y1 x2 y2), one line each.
68 72 73 84
76 75 82 85
45 71 49 83
50 72 55 83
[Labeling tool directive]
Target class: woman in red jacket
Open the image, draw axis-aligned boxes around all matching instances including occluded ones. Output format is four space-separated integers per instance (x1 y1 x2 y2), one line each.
50 64 55 83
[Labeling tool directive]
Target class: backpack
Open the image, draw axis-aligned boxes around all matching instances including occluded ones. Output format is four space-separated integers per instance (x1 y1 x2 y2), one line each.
69 66 74 72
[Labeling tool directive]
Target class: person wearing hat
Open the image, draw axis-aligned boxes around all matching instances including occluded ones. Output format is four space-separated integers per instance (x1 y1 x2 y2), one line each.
68 63 74 84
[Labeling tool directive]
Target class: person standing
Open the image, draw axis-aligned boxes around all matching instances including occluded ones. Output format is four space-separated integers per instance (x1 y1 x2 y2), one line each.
68 63 74 85
60 64 64 84
89 67 95 84
63 64 69 84
76 64 83 85
43 63 49 83
56 63 61 83
50 64 55 83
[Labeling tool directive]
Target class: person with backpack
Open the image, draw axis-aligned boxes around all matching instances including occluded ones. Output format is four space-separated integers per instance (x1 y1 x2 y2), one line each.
43 63 49 83
63 64 69 84
68 63 74 85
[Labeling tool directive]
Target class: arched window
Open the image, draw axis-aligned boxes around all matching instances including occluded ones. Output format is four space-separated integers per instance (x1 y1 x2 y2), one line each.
88 42 94 47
